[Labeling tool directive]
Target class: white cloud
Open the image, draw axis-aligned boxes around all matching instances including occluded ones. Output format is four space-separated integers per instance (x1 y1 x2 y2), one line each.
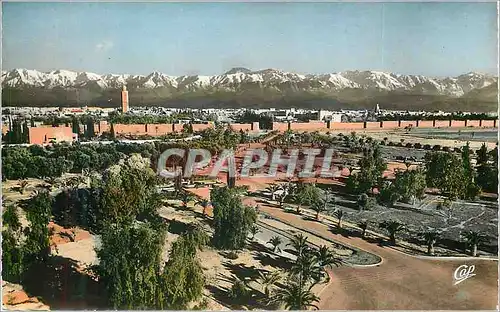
95 40 114 52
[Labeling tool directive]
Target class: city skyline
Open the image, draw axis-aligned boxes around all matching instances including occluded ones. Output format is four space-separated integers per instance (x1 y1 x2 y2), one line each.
2 2 498 77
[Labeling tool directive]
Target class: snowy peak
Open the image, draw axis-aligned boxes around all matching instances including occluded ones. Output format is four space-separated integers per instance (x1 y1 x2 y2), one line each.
1 68 497 98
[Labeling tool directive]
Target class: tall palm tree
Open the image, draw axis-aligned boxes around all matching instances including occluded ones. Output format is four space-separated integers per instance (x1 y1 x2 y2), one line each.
258 270 281 297
196 198 210 216
266 183 281 201
271 277 320 310
311 199 326 221
17 180 28 194
288 233 309 258
420 231 440 255
250 225 261 240
461 231 487 257
358 221 369 239
268 236 283 253
290 251 323 285
379 221 405 245
315 245 342 280
332 209 344 229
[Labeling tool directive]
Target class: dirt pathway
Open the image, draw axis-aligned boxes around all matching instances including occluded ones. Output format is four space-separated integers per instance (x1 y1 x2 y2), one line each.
256 204 498 310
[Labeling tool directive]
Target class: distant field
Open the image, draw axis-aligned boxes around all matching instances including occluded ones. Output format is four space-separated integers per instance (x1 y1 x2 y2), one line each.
406 128 498 143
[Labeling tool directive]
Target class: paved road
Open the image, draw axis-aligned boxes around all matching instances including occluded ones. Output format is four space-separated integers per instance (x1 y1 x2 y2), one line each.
255 203 498 310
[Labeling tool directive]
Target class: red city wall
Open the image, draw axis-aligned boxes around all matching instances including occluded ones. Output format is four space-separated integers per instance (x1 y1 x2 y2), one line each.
289 121 327 131
229 124 253 132
147 124 173 136
329 122 365 130
29 126 75 145
113 124 147 135
466 120 480 127
400 121 416 128
434 120 450 128
365 122 381 129
481 120 495 127
191 123 213 132
418 120 434 128
382 121 399 129
272 122 289 132
450 120 466 128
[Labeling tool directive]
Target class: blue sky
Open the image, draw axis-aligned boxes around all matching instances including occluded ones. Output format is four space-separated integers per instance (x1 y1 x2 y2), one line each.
2 2 497 77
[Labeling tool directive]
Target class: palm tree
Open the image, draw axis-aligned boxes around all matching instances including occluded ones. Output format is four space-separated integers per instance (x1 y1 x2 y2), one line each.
271 277 320 310
266 183 281 201
358 221 369 239
379 221 405 245
196 199 210 216
17 180 28 194
268 236 283 253
276 192 287 208
420 231 439 255
181 192 194 208
311 199 326 221
250 225 261 240
316 245 342 280
288 233 309 258
332 209 344 229
461 231 487 257
293 191 305 214
290 251 322 285
258 270 281 297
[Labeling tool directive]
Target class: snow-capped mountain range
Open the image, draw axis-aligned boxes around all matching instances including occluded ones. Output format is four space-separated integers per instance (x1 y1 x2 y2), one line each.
1 67 497 97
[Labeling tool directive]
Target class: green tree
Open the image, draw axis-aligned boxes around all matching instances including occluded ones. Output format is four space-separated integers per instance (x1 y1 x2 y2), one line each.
268 236 283 253
211 187 257 250
346 144 387 194
379 221 405 245
315 245 342 279
420 231 440 256
392 169 427 204
358 221 369 239
24 190 52 264
271 276 320 310
287 233 309 259
250 225 260 240
258 270 281 298
424 151 467 200
357 193 376 211
1 205 25 283
332 209 344 229
461 231 487 257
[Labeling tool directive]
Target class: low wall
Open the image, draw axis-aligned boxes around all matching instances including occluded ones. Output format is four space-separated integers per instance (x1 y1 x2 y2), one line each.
382 121 399 129
365 122 382 129
147 124 174 136
272 122 289 132
434 120 450 128
113 124 147 135
329 122 365 130
450 120 466 128
29 126 74 145
481 120 495 128
400 121 417 128
466 120 481 127
229 123 253 132
418 120 434 128
290 121 327 131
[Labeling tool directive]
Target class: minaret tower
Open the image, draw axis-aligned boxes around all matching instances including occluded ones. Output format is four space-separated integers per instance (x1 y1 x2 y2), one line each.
121 85 129 113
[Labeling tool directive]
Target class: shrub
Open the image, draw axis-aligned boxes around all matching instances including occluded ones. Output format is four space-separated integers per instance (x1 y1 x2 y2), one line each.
414 143 422 149
442 146 450 152
380 140 386 145
226 250 239 259
423 144 431 150
405 143 413 148
432 145 441 151
229 279 250 301
396 142 403 147
453 147 462 153
388 141 395 146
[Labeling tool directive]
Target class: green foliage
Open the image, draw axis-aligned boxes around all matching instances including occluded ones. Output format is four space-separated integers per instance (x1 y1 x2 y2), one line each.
380 169 427 205
2 206 25 283
347 144 387 194
358 193 376 210
211 187 257 250
424 151 472 200
95 222 167 309
270 276 320 310
268 236 283 253
229 279 250 302
24 191 52 263
379 220 405 245
159 230 206 309
475 143 498 194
